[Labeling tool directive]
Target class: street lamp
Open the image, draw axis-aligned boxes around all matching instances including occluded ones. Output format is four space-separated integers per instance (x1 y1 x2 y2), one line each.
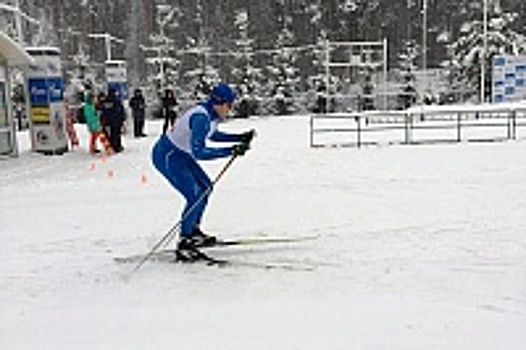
88 33 123 61
422 0 428 103
0 0 40 44
481 0 488 103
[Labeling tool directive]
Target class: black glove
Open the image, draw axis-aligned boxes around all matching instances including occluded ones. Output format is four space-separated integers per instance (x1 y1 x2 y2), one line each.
232 142 250 156
240 129 256 145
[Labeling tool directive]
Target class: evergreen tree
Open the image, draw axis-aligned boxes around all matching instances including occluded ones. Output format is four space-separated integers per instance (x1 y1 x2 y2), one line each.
448 0 525 101
181 0 219 103
398 39 419 109
146 3 181 97
306 1 330 113
232 9 260 117
265 9 300 115
125 0 148 90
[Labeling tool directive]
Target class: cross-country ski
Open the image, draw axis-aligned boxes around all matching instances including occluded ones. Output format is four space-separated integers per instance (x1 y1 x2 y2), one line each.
115 234 320 270
115 249 316 272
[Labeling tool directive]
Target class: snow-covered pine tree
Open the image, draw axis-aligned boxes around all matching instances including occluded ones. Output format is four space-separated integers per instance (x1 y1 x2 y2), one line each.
181 0 219 104
305 1 330 113
125 0 148 90
232 9 260 118
146 3 181 99
265 6 300 115
448 0 525 102
30 6 57 46
398 39 419 109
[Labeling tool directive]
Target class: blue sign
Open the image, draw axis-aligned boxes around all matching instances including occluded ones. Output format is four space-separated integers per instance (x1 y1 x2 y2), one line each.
28 78 49 105
108 81 129 100
28 77 64 105
48 77 64 103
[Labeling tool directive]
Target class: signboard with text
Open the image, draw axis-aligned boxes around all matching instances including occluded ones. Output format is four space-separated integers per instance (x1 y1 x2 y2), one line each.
105 60 128 100
26 47 68 154
492 55 526 103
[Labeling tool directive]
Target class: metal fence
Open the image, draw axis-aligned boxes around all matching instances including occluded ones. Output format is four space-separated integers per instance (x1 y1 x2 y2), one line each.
310 103 526 148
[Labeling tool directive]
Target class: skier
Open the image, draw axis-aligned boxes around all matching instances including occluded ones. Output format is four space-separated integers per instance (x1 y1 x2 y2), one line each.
151 82 255 262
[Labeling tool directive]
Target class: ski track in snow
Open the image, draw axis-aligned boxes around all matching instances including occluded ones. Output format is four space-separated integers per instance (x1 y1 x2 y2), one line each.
1 117 526 349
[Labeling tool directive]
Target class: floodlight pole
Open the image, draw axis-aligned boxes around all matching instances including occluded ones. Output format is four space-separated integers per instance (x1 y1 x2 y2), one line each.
422 0 428 103
481 0 488 103
0 0 40 44
88 33 124 61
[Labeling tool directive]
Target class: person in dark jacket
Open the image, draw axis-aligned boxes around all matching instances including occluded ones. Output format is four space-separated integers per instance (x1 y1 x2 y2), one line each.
100 88 126 153
129 88 147 137
161 89 177 134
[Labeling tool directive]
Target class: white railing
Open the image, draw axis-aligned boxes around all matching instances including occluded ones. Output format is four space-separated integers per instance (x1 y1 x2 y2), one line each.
310 102 526 148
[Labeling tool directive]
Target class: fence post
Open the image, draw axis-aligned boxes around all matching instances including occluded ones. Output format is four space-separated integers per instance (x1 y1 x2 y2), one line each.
511 110 517 139
456 113 462 142
309 115 314 147
514 110 518 139
355 114 361 147
404 112 410 144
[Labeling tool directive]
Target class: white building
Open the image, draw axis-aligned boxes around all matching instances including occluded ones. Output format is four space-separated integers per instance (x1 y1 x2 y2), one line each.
0 31 32 157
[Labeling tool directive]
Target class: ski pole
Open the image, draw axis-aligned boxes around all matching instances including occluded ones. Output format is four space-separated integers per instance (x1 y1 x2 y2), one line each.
132 154 238 272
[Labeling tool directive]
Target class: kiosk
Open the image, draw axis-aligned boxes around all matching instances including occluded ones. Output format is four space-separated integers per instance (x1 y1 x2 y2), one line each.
26 47 68 155
0 32 32 157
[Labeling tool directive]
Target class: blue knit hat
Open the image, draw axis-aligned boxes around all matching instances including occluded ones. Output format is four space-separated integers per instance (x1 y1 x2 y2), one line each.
209 83 236 105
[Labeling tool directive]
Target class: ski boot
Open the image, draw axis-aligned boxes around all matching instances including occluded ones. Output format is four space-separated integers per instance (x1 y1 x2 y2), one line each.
175 237 209 262
190 227 217 248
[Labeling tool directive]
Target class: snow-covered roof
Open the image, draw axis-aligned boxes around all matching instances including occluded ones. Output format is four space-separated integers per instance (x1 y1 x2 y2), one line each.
25 46 60 56
0 31 33 65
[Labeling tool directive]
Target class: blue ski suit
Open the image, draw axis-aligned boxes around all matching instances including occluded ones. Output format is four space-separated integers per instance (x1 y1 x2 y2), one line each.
152 99 244 237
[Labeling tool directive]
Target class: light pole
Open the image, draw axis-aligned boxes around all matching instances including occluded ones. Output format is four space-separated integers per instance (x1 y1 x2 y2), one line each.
0 0 40 44
422 0 428 103
88 33 124 61
480 0 488 103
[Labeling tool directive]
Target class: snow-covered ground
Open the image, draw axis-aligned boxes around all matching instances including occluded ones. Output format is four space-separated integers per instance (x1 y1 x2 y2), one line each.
1 116 526 349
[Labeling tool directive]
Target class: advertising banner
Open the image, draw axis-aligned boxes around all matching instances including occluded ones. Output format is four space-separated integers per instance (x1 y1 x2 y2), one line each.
492 55 526 103
26 47 68 154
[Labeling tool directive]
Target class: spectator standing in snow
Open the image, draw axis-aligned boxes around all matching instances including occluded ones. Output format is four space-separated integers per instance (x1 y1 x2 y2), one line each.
129 88 147 137
64 101 79 149
314 84 327 113
151 83 255 262
83 92 113 155
161 89 177 134
100 88 126 153
95 91 107 134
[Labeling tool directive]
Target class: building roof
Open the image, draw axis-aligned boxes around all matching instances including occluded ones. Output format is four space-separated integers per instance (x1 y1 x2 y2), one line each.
0 31 33 65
